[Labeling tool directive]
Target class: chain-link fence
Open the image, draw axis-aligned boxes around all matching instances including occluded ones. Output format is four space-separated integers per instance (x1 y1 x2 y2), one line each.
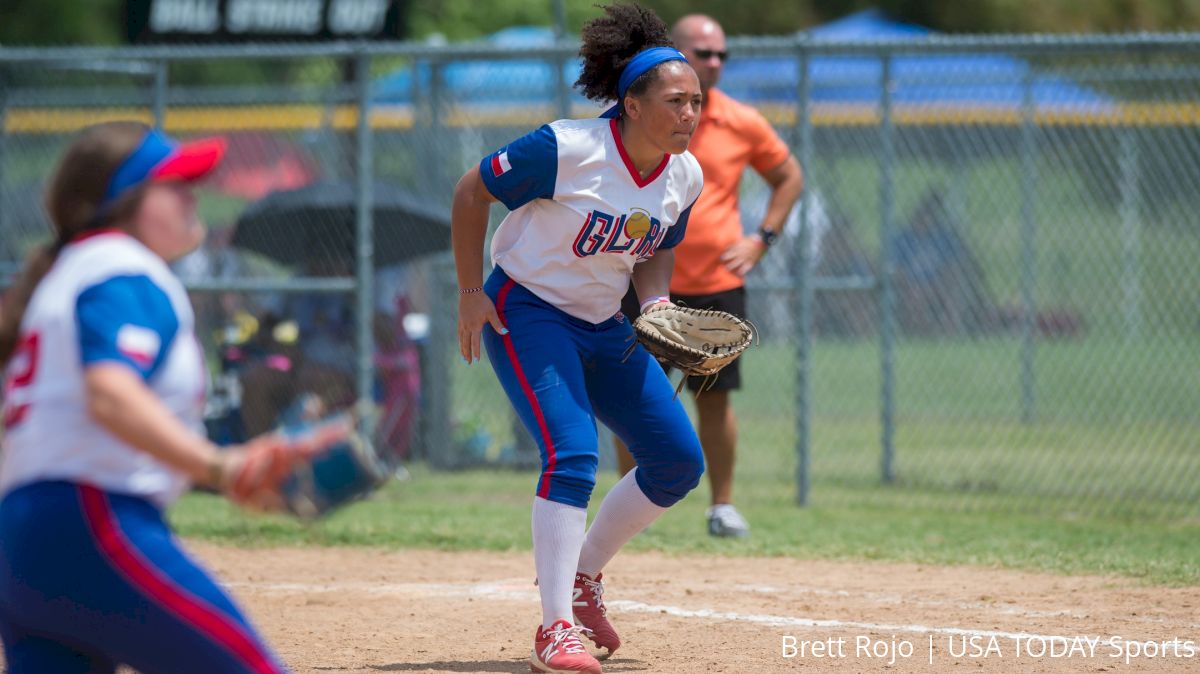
1 35 1196 518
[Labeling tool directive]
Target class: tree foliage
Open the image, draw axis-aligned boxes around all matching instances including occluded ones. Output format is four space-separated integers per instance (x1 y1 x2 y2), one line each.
407 0 1200 40
0 0 124 45
4 0 1200 47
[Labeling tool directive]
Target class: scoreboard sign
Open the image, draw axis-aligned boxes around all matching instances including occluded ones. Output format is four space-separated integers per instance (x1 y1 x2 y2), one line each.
126 0 406 42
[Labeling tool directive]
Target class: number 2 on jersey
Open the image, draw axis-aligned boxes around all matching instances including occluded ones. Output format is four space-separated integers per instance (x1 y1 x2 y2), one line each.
3 332 40 430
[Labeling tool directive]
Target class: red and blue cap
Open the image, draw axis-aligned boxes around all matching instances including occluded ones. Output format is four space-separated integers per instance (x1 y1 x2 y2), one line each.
100 128 227 211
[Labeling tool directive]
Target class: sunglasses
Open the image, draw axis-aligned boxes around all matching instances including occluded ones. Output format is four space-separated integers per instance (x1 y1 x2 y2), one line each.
692 49 729 62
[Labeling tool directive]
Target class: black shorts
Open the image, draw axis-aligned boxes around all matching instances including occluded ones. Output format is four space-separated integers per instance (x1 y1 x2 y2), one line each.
620 284 746 392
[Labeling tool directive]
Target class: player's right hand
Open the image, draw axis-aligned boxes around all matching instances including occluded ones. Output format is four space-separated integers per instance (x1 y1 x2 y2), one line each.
457 292 507 364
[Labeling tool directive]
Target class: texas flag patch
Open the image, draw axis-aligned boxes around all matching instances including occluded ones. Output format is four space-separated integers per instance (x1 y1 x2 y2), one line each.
490 150 512 177
116 324 161 368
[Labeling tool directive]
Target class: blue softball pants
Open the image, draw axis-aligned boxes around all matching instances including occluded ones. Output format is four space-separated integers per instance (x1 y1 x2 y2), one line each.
483 267 705 509
0 481 287 674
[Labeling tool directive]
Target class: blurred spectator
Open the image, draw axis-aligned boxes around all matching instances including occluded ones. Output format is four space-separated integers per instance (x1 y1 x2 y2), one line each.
372 264 422 461
812 208 877 338
891 188 995 336
751 188 877 339
172 225 246 336
237 259 421 462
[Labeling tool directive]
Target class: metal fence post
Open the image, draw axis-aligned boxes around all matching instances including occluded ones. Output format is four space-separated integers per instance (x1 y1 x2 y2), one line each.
0 67 7 247
553 50 571 121
794 40 813 506
552 1 571 122
429 59 443 137
426 256 456 468
878 51 897 485
152 60 167 129
1019 66 1038 424
353 50 376 435
424 58 456 468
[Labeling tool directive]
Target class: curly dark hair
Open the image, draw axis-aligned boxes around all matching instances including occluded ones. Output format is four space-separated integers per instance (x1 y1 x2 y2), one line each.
575 3 673 105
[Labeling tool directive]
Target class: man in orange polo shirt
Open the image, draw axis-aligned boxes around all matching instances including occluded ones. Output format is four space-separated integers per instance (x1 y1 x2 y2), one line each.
618 14 803 537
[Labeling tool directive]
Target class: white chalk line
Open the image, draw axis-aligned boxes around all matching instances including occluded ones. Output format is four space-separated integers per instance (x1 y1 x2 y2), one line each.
730 583 1088 620
224 578 1192 646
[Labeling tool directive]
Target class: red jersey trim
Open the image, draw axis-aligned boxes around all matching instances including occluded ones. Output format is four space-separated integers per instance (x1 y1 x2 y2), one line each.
609 119 669 188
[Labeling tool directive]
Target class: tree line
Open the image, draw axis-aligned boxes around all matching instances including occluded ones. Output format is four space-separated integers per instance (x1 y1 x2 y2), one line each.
4 0 1200 47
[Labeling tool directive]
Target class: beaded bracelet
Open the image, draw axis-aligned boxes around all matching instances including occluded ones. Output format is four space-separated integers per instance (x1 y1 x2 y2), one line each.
459 286 483 295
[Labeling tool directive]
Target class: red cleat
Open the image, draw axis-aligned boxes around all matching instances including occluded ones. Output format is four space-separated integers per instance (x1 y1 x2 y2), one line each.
530 619 602 674
572 572 620 659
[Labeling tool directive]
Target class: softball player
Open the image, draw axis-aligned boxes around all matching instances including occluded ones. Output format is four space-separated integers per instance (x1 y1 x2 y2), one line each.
0 122 342 673
452 5 704 673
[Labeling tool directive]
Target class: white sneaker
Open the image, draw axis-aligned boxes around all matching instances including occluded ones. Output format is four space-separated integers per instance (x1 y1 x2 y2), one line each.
706 504 750 538
392 464 411 482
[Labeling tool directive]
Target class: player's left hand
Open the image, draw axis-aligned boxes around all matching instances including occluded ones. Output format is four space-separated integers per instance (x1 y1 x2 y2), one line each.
220 417 353 511
720 235 767 277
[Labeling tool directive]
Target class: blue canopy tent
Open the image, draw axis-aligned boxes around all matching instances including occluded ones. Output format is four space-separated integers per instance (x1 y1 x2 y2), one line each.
373 26 587 107
720 9 1111 111
372 10 1110 112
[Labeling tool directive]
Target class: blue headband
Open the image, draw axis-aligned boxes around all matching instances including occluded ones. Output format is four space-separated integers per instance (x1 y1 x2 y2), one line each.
101 129 176 208
600 46 689 119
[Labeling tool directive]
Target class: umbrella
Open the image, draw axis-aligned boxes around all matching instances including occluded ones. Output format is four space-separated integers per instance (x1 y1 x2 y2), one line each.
232 181 451 268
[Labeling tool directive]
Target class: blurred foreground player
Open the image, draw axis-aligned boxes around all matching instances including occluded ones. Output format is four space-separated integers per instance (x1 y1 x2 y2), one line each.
0 122 347 674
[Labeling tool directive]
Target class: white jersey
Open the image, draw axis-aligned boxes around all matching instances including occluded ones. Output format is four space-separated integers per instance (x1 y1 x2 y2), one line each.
0 232 206 508
481 117 704 323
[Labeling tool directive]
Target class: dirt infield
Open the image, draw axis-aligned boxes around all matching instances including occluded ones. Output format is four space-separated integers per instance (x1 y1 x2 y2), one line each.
191 543 1199 673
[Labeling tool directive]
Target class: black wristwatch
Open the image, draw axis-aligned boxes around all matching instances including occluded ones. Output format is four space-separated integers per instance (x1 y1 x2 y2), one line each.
756 227 779 248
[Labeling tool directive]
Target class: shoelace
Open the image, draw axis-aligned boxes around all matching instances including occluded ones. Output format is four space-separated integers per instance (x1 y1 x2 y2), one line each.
540 624 590 659
581 577 607 615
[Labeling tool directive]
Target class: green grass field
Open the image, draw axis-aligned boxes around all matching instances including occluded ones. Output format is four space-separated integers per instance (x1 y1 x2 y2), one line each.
170 465 1200 586
172 334 1199 587
445 337 1199 515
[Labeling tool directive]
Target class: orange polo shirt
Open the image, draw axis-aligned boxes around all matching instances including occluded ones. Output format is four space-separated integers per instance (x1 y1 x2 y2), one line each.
671 88 792 296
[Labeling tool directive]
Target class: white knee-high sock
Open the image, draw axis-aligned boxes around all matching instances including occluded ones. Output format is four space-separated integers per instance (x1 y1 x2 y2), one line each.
532 496 588 628
577 469 667 577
